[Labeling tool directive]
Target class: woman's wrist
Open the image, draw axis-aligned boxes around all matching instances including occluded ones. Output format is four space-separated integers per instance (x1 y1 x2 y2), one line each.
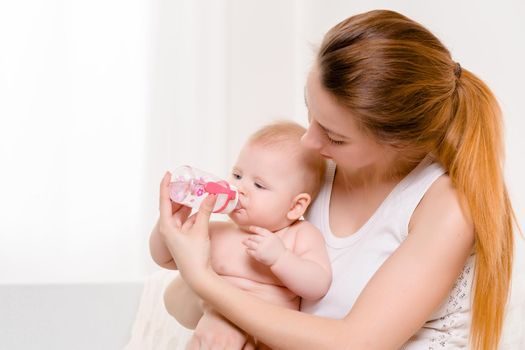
182 265 219 297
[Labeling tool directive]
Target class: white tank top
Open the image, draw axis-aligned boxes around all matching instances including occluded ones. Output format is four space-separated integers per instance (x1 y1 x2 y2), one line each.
302 156 475 349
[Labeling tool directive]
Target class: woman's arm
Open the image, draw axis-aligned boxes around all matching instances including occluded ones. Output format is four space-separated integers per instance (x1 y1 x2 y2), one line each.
160 173 474 349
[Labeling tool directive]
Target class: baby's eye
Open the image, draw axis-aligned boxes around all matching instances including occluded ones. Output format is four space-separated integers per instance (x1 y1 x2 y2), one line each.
254 182 266 190
232 173 242 180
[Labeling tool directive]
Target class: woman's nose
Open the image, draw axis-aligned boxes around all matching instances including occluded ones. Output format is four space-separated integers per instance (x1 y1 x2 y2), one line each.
301 126 323 151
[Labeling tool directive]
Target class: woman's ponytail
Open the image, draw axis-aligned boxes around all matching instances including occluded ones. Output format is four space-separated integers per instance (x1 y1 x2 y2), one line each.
435 68 515 350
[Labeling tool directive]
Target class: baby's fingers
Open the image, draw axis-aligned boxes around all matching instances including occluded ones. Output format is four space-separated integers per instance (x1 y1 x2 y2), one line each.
245 249 257 259
249 225 272 237
242 239 259 250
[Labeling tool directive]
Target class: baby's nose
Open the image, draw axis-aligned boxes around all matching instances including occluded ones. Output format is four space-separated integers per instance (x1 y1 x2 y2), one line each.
237 186 246 196
234 181 245 195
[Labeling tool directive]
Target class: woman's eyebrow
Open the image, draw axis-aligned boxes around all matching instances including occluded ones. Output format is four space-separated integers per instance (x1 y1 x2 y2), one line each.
318 122 346 139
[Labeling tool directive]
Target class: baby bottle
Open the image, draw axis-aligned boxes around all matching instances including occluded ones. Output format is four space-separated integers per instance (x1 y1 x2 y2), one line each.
169 165 239 214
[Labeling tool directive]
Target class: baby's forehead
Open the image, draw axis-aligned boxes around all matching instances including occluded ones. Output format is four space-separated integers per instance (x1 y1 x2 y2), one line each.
242 140 301 163
246 137 298 150
242 142 309 175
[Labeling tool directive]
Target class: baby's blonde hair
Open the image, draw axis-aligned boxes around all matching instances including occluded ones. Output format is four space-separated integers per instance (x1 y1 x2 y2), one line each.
247 121 326 199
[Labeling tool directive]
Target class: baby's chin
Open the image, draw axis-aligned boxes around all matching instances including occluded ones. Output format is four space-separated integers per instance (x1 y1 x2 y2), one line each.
227 210 253 231
228 209 265 232
227 211 290 233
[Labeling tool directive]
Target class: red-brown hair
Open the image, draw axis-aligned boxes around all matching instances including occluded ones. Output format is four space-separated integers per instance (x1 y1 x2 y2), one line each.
317 10 516 349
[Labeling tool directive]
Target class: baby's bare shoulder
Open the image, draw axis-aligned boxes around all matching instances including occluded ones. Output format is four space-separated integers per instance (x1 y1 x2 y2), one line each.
286 220 325 249
290 220 322 236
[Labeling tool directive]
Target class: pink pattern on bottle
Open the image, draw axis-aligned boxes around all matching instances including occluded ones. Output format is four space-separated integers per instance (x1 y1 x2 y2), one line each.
192 178 206 197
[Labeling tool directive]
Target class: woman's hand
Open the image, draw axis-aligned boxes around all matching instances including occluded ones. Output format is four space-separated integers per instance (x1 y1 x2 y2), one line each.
158 171 217 287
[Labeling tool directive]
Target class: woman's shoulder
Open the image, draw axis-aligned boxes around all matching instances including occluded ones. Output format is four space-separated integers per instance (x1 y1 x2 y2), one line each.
409 173 474 243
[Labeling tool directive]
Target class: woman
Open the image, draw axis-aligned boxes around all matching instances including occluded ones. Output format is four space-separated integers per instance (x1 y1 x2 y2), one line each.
153 10 515 349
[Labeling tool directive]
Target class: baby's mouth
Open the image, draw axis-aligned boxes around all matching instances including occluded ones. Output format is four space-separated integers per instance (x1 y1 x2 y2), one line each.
234 199 243 210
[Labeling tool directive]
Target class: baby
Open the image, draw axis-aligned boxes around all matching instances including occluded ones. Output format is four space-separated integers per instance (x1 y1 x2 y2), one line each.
153 121 331 349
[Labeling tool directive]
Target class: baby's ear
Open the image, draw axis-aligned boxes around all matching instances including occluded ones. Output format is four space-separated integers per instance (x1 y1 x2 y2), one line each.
286 193 312 221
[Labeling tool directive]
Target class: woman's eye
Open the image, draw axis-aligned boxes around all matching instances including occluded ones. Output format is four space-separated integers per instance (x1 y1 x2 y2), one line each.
322 127 345 145
327 135 345 145
254 183 265 189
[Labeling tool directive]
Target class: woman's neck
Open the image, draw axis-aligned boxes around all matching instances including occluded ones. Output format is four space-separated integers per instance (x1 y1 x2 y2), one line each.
336 155 422 190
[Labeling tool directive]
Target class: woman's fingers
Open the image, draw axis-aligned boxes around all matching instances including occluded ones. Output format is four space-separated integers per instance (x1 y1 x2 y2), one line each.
160 172 191 227
181 213 198 231
179 195 216 232
159 171 173 221
171 200 183 214
174 205 192 226
242 339 256 350
194 194 217 233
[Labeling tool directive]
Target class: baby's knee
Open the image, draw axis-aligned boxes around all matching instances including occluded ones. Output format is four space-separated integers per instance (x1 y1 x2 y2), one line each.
162 279 177 317
202 335 246 350
193 325 247 350
163 277 202 329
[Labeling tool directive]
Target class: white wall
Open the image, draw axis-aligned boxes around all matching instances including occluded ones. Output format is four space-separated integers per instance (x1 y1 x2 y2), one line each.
1 1 523 292
0 1 151 283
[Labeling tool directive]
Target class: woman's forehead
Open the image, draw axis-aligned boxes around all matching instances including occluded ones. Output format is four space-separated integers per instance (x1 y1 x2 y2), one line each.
305 69 360 136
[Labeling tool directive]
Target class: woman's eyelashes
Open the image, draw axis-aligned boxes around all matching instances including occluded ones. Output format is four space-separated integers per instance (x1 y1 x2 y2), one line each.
316 122 345 145
327 134 345 145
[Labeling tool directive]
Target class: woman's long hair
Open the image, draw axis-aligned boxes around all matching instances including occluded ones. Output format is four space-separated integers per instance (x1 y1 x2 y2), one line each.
317 10 516 349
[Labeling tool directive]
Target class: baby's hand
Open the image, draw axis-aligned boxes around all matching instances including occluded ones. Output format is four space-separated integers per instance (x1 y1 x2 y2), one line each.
242 226 286 266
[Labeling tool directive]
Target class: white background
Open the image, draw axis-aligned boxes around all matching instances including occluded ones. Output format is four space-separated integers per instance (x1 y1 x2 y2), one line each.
1 0 523 304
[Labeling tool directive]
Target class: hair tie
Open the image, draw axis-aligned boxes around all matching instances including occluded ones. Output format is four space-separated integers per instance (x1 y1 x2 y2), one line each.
454 62 462 79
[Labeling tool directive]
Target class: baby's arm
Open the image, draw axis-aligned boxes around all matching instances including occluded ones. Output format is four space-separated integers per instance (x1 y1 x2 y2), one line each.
244 222 332 301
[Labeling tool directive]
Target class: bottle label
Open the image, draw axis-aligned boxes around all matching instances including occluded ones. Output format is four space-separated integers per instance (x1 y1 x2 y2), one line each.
169 168 238 214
